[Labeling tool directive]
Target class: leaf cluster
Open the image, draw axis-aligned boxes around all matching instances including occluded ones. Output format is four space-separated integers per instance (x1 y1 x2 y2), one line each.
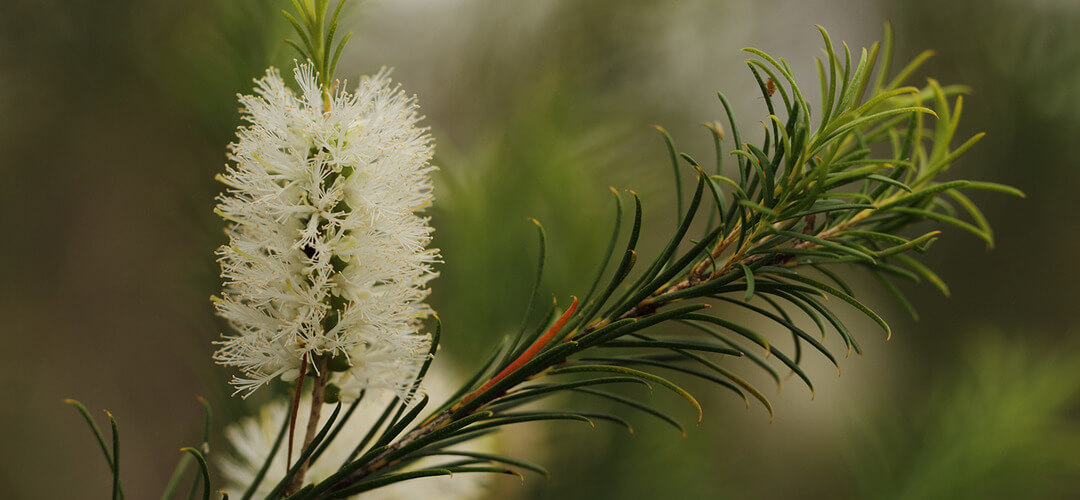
277 25 1020 498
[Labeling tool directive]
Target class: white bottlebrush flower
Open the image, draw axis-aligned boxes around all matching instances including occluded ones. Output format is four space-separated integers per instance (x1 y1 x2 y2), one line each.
213 61 438 397
220 364 495 499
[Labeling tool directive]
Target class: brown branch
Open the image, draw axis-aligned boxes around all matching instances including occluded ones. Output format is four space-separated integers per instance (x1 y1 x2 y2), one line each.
285 354 309 478
288 356 329 494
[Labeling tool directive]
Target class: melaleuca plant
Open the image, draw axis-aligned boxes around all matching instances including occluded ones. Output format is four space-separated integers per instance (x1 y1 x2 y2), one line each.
66 1 1022 499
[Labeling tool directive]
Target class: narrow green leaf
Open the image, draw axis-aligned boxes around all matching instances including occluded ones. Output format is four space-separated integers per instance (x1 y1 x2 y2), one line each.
581 303 708 348
781 202 876 220
374 395 430 449
64 400 114 473
281 11 317 60
581 188 623 309
808 263 854 296
886 49 935 90
577 355 749 403
613 169 706 317
960 181 1025 197
716 92 748 182
412 451 550 479
548 365 703 422
872 271 919 321
465 411 595 433
895 254 950 296
501 220 547 370
329 469 454 497
891 207 993 246
346 395 401 464
763 267 892 340
873 23 895 93
492 377 653 408
771 229 876 263
878 180 970 209
576 388 688 437
816 107 937 152
876 231 941 257
311 391 365 464
678 320 782 387
432 336 513 416
739 263 756 300
603 338 742 356
178 448 210 500
328 32 353 81
108 412 122 500
283 39 308 60
712 296 839 377
683 313 771 354
576 192 642 326
839 230 908 245
654 126 684 223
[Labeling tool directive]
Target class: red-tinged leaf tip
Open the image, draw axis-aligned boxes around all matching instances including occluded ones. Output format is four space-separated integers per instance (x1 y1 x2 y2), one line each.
608 186 618 195
529 217 541 226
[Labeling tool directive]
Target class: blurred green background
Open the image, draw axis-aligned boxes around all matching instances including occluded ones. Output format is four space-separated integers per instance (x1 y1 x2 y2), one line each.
2 0 1078 498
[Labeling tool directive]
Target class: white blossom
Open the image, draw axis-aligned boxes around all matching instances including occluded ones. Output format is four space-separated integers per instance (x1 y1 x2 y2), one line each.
213 61 438 397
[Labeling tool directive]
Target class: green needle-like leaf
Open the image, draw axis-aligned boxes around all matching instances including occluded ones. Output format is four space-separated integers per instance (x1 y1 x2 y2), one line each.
547 365 703 422
178 448 210 500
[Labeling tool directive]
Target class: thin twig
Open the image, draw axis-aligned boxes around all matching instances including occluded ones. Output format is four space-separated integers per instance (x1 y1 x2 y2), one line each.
289 356 329 494
286 354 309 478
